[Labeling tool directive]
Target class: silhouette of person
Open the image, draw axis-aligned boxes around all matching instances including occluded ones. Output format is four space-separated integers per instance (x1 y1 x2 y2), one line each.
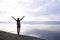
11 16 25 35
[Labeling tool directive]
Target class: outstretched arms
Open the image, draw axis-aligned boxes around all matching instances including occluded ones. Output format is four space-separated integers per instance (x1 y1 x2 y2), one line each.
11 16 17 21
20 16 25 21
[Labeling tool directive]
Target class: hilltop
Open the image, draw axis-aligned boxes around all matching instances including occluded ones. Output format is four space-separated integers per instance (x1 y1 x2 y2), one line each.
0 31 44 40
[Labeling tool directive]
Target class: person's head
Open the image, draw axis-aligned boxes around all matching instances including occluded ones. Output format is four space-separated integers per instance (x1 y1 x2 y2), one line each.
17 18 19 20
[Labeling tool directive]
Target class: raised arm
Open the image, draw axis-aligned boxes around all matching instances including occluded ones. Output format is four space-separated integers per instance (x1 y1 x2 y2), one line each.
11 16 17 21
20 16 25 21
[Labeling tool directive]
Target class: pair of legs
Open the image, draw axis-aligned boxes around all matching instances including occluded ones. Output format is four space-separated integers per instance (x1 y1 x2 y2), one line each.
17 26 20 35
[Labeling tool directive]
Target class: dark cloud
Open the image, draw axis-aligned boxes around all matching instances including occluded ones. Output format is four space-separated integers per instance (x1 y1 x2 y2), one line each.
21 21 60 25
0 21 60 24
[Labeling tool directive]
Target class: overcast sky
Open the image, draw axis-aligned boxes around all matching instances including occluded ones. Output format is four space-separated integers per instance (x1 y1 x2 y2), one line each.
0 0 60 21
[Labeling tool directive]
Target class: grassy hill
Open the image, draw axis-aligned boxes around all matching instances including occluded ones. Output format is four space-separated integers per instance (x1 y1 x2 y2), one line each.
0 31 45 40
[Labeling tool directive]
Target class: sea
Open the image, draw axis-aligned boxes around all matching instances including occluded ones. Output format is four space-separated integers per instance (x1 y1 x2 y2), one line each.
0 21 60 40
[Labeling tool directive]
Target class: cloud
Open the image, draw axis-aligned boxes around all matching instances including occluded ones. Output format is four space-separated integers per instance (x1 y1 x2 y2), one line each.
22 0 60 17
0 0 60 21
0 11 7 14
34 14 60 21
23 0 60 21
30 0 60 15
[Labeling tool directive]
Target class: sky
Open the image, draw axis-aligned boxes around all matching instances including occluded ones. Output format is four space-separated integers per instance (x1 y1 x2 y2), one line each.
0 0 60 22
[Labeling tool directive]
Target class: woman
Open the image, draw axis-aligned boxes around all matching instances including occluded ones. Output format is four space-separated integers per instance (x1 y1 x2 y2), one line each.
11 16 25 35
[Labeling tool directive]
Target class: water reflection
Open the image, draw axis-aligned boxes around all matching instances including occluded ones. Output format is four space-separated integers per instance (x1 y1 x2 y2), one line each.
21 24 60 40
22 29 60 40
